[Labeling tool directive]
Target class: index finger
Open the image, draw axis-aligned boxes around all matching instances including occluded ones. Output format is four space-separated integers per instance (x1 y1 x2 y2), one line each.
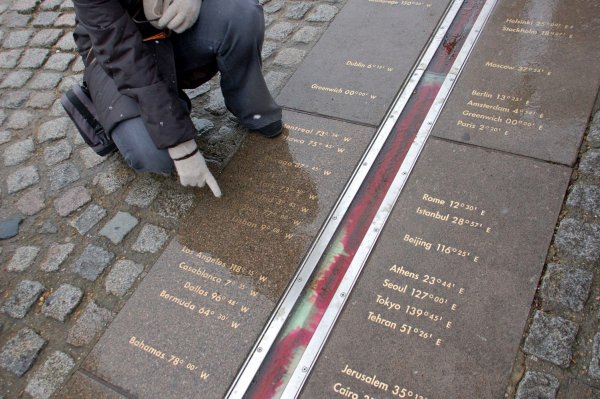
205 173 222 198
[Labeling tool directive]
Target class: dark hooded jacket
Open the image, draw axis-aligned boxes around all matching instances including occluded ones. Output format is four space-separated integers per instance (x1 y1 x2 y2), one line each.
72 0 197 149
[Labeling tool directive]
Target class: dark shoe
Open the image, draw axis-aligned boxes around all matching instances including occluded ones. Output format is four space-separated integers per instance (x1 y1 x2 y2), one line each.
256 120 283 138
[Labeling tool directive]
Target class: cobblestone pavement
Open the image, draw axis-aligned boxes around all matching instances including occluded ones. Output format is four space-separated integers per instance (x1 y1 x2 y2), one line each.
0 0 598 398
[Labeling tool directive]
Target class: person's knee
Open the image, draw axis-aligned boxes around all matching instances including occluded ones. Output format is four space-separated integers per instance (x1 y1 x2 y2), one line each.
121 149 173 175
225 0 264 44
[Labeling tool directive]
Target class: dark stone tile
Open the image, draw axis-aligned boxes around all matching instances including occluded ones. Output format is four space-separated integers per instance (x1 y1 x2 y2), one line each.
432 0 600 166
82 111 376 397
277 0 454 125
60 372 125 399
302 139 570 398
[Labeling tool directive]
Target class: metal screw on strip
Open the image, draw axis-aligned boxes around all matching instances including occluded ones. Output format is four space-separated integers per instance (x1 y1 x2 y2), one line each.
257 348 263 353
302 367 308 373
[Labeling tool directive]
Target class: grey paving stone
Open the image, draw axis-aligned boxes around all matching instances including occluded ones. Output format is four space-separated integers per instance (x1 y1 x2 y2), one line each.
265 22 296 41
39 221 58 235
0 217 23 239
3 138 34 166
72 244 114 281
1 281 44 319
515 371 559 399
44 139 72 166
589 111 600 148
261 40 277 59
7 110 34 129
7 165 39 193
55 32 76 51
54 186 91 216
579 149 599 177
50 98 67 116
132 224 169 253
99 211 138 244
48 161 80 191
25 351 75 399
28 72 62 89
33 12 60 27
54 12 75 27
10 0 38 12
41 0 65 10
590 332 600 380
0 90 30 108
44 52 74 71
0 131 9 145
92 164 135 194
28 91 57 108
306 4 338 22
37 117 70 142
16 188 46 216
541 264 593 312
263 0 284 13
156 190 194 219
30 29 63 47
205 89 227 115
265 70 288 94
3 30 33 48
60 0 74 10
42 284 82 321
184 82 210 99
7 246 40 272
192 117 215 136
0 70 33 89
523 311 579 368
58 73 82 92
19 48 50 68
555 219 600 262
273 48 306 67
71 56 84 72
105 259 144 296
40 243 75 272
285 2 312 19
0 49 23 68
70 203 106 235
0 328 46 377
3 12 31 28
67 301 114 347
79 147 107 168
125 176 161 208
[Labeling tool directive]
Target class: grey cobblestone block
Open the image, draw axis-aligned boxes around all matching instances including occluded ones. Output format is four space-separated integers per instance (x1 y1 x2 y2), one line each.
28 72 62 89
10 0 38 13
0 49 23 68
42 284 83 321
51 98 67 115
25 351 75 399
192 117 215 135
7 246 40 272
71 56 84 72
19 48 50 68
49 161 80 191
265 22 296 41
0 90 30 108
306 4 339 22
16 187 46 216
3 12 32 28
515 371 559 399
44 139 72 166
590 332 600 379
264 0 285 13
58 73 82 92
555 219 600 262
44 52 75 70
3 30 33 48
37 117 70 142
105 259 144 296
54 12 75 27
7 110 34 129
523 311 578 368
33 12 60 27
205 90 227 115
93 164 135 194
55 32 76 51
0 131 10 144
156 190 194 219
589 111 600 148
4 138 34 166
67 301 114 346
0 111 5 127
27 91 57 108
0 328 46 376
30 29 63 47
285 2 312 19
579 148 599 177
265 70 288 94
60 0 74 10
125 176 161 208
0 70 33 88
0 217 23 239
70 203 106 235
79 147 107 168
40 243 75 272
261 40 277 59
41 0 65 10
132 224 169 253
184 82 210 99
72 244 114 281
39 221 58 235
99 211 139 244
54 186 91 216
273 48 306 66
7 165 40 194
1 280 44 319
541 264 593 312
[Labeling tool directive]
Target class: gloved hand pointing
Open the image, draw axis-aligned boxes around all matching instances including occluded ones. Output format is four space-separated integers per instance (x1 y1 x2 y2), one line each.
168 140 222 197
158 0 202 33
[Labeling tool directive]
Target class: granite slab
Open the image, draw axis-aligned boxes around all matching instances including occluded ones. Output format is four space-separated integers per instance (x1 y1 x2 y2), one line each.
432 0 600 165
301 138 570 399
277 0 454 125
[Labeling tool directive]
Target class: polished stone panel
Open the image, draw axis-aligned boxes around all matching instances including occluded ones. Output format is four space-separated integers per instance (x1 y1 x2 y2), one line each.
301 138 570 399
432 0 600 165
80 111 376 398
277 0 454 125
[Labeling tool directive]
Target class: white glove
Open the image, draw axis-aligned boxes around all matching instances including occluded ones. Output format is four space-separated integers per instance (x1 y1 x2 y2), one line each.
158 0 202 33
168 140 222 197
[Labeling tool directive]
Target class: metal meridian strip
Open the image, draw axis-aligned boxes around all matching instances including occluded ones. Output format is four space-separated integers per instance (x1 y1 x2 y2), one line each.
226 1 466 397
281 0 500 396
